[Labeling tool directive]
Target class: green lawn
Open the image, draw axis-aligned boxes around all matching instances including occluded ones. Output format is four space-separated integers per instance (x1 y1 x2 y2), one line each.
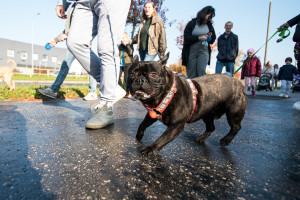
13 74 89 82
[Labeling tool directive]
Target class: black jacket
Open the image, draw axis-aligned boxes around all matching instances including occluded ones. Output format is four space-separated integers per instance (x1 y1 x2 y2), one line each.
216 32 239 62
287 13 300 42
181 18 216 67
278 64 298 81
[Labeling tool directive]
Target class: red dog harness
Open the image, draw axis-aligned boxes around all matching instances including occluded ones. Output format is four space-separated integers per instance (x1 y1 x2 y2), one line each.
145 77 198 124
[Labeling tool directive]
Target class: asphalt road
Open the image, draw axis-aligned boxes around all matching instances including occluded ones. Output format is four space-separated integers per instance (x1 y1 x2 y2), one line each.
0 92 299 199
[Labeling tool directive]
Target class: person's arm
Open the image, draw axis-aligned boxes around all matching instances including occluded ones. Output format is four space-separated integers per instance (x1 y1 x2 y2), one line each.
56 0 71 19
287 14 300 27
125 44 134 56
207 22 216 45
278 68 282 80
183 20 198 46
235 35 239 59
256 59 262 77
158 18 167 58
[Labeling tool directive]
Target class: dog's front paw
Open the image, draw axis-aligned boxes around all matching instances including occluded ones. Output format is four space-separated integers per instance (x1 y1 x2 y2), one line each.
195 135 207 144
141 144 158 155
220 137 232 146
136 130 144 141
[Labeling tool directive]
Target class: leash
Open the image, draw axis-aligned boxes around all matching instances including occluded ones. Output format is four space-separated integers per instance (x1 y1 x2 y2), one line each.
233 27 290 75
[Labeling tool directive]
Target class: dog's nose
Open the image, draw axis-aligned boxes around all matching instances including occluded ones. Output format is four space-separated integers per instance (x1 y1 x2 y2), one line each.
135 78 145 85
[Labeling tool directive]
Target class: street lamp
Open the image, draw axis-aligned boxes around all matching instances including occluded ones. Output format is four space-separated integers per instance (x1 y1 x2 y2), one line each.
31 13 40 78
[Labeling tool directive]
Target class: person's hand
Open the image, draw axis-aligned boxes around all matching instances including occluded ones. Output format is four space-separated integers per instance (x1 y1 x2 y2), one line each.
206 32 212 37
121 38 128 46
49 40 57 46
199 36 207 42
60 34 68 41
278 22 289 32
56 5 67 19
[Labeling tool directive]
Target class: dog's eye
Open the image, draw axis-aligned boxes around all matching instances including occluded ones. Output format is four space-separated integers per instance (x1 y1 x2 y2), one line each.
129 73 136 79
149 72 157 78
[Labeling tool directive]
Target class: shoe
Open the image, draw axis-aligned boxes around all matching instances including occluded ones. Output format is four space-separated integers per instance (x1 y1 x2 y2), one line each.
85 104 114 129
124 93 132 99
284 94 289 98
83 92 98 101
279 93 284 97
252 90 256 97
114 85 126 104
38 88 57 98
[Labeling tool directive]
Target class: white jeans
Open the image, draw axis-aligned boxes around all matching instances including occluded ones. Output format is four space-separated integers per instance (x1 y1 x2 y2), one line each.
280 80 292 95
67 0 130 102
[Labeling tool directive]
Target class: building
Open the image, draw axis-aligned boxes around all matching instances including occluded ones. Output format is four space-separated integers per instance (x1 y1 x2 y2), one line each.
0 38 66 71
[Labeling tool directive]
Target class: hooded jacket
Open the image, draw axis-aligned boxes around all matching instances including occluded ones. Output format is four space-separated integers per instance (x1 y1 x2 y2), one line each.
241 56 262 79
216 32 239 62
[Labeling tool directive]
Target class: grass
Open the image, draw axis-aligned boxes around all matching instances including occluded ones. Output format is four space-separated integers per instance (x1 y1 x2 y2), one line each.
0 84 91 101
13 74 89 82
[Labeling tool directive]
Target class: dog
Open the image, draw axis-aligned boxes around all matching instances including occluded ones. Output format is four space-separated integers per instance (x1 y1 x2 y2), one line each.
0 59 16 90
127 53 248 155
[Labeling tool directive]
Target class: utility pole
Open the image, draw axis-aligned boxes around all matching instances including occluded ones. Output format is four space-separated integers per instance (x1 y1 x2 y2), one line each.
264 1 272 67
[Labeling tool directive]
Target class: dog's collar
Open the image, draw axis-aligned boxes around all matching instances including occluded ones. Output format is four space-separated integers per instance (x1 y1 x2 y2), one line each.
145 76 177 121
145 76 198 124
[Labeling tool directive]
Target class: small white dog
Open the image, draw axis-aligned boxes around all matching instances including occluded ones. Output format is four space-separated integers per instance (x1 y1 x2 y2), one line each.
293 100 300 111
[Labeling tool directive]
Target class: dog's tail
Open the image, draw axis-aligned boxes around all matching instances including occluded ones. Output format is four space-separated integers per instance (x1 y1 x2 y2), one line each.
7 59 16 70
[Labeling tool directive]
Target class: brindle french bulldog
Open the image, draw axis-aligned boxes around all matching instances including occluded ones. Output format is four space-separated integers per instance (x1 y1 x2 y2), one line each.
128 53 248 155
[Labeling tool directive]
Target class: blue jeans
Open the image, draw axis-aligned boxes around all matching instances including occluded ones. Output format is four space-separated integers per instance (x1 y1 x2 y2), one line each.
280 80 292 95
215 60 235 76
89 75 97 93
139 51 157 61
51 49 75 93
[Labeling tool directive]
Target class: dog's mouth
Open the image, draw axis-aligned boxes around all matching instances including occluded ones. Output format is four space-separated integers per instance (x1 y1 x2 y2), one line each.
133 90 156 100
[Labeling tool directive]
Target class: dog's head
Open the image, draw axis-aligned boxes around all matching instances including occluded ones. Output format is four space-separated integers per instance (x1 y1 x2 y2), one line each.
127 53 170 102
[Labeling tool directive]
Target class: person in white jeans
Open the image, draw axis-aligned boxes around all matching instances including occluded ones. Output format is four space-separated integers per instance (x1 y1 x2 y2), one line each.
56 0 131 129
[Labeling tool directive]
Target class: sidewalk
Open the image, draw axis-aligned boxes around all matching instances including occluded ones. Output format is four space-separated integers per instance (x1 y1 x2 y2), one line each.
246 89 300 100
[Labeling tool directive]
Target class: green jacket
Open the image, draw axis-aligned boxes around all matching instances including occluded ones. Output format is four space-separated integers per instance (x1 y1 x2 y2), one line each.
119 43 134 66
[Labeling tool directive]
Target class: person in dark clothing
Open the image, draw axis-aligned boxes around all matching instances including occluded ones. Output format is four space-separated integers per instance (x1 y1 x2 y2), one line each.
278 14 300 72
118 32 133 98
278 57 299 98
181 6 216 78
215 21 239 76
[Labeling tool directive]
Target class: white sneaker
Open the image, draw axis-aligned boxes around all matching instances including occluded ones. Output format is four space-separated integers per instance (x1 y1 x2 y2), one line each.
284 94 289 98
279 93 284 97
38 88 57 98
85 104 114 129
83 92 98 101
113 85 126 104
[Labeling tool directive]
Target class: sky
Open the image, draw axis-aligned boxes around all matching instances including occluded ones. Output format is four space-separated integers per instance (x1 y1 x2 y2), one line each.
0 0 299 72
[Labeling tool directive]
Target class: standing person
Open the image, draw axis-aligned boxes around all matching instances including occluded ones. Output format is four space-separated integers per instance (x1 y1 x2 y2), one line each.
278 14 300 72
118 32 133 98
241 48 262 97
271 64 279 90
215 21 239 76
38 4 98 100
56 0 131 129
182 6 216 78
278 57 298 98
130 1 166 61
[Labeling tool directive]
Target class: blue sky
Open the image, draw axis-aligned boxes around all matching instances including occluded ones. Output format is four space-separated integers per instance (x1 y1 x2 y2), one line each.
0 0 299 71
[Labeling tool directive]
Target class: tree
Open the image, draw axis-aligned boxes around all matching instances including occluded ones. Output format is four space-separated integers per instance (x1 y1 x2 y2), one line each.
126 0 174 39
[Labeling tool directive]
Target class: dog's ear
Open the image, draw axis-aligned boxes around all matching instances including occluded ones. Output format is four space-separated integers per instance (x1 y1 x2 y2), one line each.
158 52 169 66
133 55 139 64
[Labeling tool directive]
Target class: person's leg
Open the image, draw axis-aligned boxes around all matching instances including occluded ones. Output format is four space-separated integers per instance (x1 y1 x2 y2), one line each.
67 2 101 82
286 80 292 96
244 76 250 94
225 62 235 77
139 51 146 61
196 52 209 77
186 58 197 79
294 42 300 72
95 0 131 104
118 67 124 87
51 49 75 92
88 75 97 94
280 80 286 95
123 64 130 93
143 52 156 61
215 60 224 74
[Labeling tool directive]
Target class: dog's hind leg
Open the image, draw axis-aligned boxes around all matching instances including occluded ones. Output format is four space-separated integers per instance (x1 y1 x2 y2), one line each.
220 107 245 146
195 114 215 144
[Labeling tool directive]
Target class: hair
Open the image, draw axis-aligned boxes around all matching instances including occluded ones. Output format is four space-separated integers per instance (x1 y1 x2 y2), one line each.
196 6 215 25
274 64 278 68
142 1 157 20
285 57 292 62
265 61 272 68
225 21 233 27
